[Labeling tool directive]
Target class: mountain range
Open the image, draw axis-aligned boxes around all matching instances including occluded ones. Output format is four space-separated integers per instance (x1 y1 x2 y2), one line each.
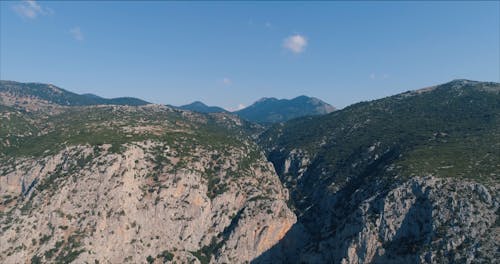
0 79 498 263
177 96 335 123
0 80 149 108
1 80 335 123
234 95 335 123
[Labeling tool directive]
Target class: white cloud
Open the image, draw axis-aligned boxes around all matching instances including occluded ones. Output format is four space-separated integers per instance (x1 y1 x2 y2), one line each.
283 34 308 54
221 77 232 86
70 27 84 41
369 73 390 80
13 0 53 19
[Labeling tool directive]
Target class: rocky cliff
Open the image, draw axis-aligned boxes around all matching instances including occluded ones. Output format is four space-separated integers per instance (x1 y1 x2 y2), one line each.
0 104 295 263
256 80 499 263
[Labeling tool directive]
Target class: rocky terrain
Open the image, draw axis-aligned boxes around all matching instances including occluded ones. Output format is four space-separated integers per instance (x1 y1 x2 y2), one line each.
0 101 294 263
1 79 499 263
256 80 499 263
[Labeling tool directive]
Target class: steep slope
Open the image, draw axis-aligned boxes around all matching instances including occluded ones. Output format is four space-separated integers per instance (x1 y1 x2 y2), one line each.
0 81 149 109
178 101 228 113
235 95 335 123
256 80 500 263
0 104 295 263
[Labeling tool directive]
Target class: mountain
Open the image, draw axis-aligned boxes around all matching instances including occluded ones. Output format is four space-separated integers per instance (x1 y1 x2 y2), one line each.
255 79 500 263
234 95 335 123
81 93 103 100
0 103 293 263
178 101 228 113
1 79 499 264
178 96 335 121
0 80 149 109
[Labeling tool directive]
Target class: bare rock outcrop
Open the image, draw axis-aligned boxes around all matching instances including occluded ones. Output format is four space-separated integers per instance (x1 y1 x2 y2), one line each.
0 141 295 263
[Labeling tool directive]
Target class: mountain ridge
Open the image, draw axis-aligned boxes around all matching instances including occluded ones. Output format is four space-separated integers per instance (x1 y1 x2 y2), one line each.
176 95 336 123
0 80 150 108
235 95 335 123
1 80 336 122
177 101 228 113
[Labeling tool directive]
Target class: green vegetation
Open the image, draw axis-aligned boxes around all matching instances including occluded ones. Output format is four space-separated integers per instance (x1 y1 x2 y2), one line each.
191 237 222 264
235 95 334 123
39 234 52 245
30 255 42 264
397 131 499 182
0 104 254 160
52 234 85 263
261 80 500 184
0 80 149 106
158 250 174 262
178 101 227 113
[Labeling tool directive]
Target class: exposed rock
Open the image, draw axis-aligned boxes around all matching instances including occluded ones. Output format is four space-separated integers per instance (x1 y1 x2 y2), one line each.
0 140 294 263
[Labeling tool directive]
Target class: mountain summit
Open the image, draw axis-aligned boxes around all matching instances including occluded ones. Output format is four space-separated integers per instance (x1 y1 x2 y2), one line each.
178 101 228 113
235 95 335 123
0 81 149 109
175 96 335 122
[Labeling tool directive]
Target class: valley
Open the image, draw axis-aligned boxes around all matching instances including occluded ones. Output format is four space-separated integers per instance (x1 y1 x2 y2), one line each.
0 79 498 263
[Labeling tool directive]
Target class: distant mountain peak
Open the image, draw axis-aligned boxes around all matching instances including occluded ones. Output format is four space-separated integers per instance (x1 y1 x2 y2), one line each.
178 101 227 113
449 78 478 84
293 95 310 100
235 95 335 123
255 97 278 103
0 80 150 108
444 79 480 88
444 79 500 94
189 101 208 106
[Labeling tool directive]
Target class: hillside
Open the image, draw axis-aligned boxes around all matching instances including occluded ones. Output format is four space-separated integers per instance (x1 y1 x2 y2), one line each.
177 101 228 113
0 103 294 263
255 79 500 263
0 81 149 110
235 95 335 123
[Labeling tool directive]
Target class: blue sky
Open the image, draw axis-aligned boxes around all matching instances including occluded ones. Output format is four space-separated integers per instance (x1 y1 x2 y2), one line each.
1 1 499 110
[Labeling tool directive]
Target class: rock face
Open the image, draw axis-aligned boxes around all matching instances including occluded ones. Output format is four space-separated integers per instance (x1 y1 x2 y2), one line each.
255 165 498 264
256 80 500 263
0 103 295 263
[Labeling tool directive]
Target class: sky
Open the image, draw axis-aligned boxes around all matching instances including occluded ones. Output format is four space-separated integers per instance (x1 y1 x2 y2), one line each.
1 1 499 110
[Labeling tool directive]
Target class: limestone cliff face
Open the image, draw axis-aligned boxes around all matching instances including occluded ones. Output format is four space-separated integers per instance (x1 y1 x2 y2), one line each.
0 93 295 263
0 141 295 264
254 150 498 264
328 177 497 264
